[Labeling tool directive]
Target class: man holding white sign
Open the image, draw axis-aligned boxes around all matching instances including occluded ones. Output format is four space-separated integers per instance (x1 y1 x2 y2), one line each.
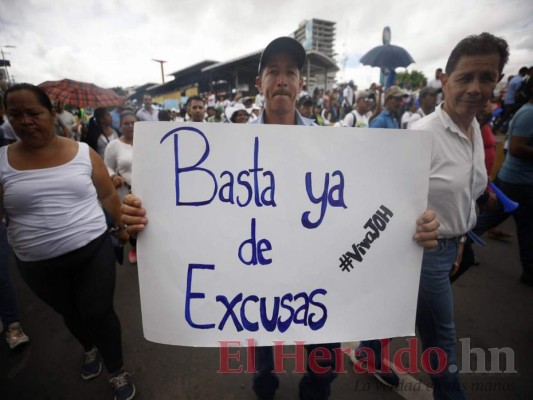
251 36 341 400
122 37 439 400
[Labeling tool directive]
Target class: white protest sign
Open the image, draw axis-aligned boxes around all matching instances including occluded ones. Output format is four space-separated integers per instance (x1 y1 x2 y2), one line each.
132 122 432 347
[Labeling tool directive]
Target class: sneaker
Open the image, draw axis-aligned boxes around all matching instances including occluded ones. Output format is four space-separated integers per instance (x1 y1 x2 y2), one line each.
109 371 136 400
81 347 102 380
354 345 400 387
5 322 30 350
372 370 400 387
128 248 137 264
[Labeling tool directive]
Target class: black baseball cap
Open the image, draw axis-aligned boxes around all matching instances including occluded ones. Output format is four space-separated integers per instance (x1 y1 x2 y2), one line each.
298 95 314 107
258 36 306 74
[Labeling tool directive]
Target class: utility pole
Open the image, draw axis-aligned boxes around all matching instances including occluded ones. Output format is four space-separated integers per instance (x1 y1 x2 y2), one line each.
152 59 167 84
0 45 15 85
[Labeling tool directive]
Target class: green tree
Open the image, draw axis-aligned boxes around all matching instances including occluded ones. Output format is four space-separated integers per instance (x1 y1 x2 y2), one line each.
396 70 427 89
110 86 128 96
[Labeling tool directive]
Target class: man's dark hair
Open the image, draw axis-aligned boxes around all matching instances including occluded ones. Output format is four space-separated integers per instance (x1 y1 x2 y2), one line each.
518 66 529 75
186 95 204 107
445 32 509 75
158 109 171 121
419 86 437 100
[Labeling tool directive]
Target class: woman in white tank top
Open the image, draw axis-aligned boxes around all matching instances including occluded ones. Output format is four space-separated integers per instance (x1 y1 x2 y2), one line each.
0 84 136 400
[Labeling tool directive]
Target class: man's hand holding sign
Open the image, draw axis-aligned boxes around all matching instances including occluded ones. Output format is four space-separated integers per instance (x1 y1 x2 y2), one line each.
121 36 440 400
121 121 438 348
121 31 510 400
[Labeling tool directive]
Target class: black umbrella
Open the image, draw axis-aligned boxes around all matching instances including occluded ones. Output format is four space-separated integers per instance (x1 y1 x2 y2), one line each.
360 44 415 70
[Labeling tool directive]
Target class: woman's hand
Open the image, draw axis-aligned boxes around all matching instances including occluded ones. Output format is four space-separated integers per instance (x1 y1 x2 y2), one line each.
111 175 126 188
116 229 129 244
110 227 129 245
414 210 440 249
121 194 148 238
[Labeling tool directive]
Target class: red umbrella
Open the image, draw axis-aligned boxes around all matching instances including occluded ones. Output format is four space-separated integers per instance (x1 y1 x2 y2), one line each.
38 78 122 108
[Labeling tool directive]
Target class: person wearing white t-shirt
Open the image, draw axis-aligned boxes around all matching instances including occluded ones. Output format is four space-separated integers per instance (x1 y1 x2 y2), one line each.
136 94 158 121
338 91 372 128
341 80 356 117
105 111 137 265
407 87 438 129
401 99 417 129
428 68 444 103
55 101 76 138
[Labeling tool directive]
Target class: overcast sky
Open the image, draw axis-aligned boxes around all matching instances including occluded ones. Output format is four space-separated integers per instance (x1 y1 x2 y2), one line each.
0 0 531 91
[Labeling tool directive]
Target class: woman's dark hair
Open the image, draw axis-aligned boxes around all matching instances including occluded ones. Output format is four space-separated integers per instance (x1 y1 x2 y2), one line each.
84 107 109 150
93 107 108 124
3 83 54 113
120 110 137 123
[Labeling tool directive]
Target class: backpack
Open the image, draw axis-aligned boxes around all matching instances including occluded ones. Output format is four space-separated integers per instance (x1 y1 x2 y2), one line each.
347 111 357 127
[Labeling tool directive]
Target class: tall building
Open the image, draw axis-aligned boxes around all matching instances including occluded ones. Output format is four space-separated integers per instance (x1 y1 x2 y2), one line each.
293 19 337 90
293 19 336 59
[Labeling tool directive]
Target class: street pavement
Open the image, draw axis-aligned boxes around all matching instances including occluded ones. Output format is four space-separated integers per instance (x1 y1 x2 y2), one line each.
2 217 532 400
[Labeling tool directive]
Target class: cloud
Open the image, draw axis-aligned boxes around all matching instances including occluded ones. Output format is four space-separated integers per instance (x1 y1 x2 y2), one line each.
1 0 531 89
515 35 533 52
